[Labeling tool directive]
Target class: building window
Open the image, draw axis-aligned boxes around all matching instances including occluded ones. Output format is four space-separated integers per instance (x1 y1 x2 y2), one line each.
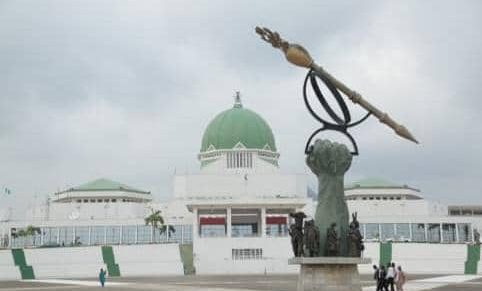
76 199 82 203
137 225 152 243
232 248 263 260
365 224 379 240
105 226 120 245
231 208 260 237
58 227 73 246
457 223 472 242
427 224 441 242
227 152 253 169
411 223 426 242
449 210 461 216
112 199 117 202
41 227 58 246
200 224 226 237
182 225 193 244
168 225 182 243
199 216 226 237
381 223 395 241
74 226 89 246
442 223 457 243
122 226 136 244
83 199 88 203
91 226 105 245
395 224 410 241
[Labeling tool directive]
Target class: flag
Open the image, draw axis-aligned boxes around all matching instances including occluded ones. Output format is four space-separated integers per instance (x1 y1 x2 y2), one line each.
4 188 11 195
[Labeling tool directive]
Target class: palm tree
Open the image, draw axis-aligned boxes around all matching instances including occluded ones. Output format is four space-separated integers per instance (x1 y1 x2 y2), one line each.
144 209 175 242
17 225 41 246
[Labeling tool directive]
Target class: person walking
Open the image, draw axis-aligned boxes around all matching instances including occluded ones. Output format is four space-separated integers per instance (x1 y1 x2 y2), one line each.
373 264 379 288
395 265 406 291
99 268 106 288
386 262 396 291
377 265 387 291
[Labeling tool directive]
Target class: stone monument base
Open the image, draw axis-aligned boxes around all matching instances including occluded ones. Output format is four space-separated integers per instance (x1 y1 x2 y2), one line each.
289 257 371 291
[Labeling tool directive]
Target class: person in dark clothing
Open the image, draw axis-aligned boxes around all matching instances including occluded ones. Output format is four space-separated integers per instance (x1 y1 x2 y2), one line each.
373 264 379 284
377 265 388 291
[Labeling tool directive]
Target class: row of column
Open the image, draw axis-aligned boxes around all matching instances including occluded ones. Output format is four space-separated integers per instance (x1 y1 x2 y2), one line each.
194 207 268 238
7 224 192 248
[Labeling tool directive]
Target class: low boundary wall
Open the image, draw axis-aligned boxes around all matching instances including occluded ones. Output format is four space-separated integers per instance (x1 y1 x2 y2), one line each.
0 243 183 280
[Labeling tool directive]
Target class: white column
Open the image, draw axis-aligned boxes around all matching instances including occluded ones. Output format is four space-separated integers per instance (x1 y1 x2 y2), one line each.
261 207 266 237
226 207 232 238
150 225 154 243
409 223 413 241
8 227 13 248
166 224 169 242
56 227 60 245
378 224 382 241
72 227 76 245
135 225 138 244
193 208 199 238
424 224 428 242
181 225 184 244
119 225 123 245
439 223 443 243
40 228 44 246
104 226 107 245
455 223 460 243
88 226 92 246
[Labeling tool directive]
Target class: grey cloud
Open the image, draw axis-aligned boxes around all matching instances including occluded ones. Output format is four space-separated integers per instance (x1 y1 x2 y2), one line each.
0 0 481 217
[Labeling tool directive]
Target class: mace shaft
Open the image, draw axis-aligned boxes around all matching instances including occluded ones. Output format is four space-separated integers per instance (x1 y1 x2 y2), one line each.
310 63 418 144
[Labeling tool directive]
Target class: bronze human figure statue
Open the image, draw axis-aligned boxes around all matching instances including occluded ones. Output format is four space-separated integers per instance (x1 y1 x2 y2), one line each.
289 212 306 257
474 228 481 244
304 219 320 257
348 212 364 257
326 222 339 256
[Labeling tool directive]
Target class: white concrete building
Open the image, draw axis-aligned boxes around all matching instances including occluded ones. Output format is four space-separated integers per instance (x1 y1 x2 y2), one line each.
171 94 306 274
1 93 482 277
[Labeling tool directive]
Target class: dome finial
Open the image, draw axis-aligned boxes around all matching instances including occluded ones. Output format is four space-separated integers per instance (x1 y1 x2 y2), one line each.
234 91 242 108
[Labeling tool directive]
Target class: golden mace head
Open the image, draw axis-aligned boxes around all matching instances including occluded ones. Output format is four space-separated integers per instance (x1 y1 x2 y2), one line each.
255 26 313 68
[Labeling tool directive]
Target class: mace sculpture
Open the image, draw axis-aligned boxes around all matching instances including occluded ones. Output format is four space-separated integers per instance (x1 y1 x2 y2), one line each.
256 26 417 291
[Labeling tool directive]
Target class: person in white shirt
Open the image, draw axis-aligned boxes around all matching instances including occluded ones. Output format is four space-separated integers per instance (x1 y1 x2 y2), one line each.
385 262 395 291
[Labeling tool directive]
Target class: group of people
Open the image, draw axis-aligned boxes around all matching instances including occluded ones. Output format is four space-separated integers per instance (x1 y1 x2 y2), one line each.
373 262 406 291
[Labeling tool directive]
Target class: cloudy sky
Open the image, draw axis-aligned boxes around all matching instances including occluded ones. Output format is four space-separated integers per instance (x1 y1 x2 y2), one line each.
1 0 481 215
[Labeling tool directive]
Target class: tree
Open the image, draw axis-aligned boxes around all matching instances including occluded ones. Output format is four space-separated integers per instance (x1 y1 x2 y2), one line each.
144 209 175 242
16 225 41 246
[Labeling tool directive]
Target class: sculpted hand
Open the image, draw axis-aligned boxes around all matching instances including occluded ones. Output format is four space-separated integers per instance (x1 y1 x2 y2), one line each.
306 139 352 176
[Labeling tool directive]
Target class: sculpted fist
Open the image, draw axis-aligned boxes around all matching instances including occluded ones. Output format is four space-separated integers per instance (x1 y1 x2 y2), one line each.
306 139 352 177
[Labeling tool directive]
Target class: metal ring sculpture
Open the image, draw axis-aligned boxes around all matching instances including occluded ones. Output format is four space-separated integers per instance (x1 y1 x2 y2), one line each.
303 69 371 155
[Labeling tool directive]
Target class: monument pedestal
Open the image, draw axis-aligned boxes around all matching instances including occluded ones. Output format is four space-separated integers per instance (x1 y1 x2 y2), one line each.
289 257 371 291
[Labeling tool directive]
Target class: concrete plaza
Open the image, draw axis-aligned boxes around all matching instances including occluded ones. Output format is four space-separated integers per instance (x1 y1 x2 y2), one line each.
0 274 481 291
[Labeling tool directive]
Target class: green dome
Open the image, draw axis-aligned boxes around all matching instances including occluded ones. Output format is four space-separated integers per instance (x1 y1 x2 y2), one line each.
201 102 277 152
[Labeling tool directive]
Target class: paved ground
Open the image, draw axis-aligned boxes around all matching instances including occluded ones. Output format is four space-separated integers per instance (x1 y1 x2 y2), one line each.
0 274 481 291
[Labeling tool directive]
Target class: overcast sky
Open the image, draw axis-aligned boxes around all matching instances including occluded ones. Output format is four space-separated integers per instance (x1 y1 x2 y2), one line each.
1 0 481 215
